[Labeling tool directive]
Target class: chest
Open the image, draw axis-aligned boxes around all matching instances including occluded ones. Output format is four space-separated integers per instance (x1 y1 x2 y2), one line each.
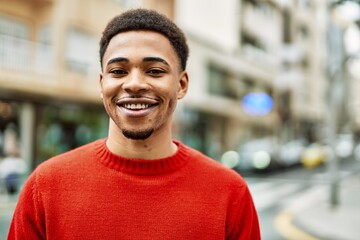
43 176 229 239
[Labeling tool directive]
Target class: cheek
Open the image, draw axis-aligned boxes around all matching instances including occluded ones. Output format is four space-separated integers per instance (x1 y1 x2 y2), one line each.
101 86 113 97
165 92 178 112
101 92 115 112
101 78 120 96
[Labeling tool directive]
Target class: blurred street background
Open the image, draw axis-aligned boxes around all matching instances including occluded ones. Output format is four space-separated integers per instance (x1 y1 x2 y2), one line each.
1 0 360 239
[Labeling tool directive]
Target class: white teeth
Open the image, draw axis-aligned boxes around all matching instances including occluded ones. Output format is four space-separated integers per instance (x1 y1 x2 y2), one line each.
123 104 150 110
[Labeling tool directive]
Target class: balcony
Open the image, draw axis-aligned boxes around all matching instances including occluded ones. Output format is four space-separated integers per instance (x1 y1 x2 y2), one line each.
0 34 100 104
241 44 280 71
0 34 54 74
242 2 282 45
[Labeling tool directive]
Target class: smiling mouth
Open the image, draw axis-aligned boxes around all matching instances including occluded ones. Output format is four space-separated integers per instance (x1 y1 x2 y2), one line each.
115 97 159 113
122 103 153 110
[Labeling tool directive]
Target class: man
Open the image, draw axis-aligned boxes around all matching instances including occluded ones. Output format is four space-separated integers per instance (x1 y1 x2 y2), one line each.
8 9 260 239
0 149 27 195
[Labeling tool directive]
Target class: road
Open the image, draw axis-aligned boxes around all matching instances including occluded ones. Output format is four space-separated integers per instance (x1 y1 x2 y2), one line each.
244 157 360 239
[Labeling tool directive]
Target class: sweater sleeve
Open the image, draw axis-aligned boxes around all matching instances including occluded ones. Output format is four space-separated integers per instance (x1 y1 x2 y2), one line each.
226 185 261 240
8 170 46 240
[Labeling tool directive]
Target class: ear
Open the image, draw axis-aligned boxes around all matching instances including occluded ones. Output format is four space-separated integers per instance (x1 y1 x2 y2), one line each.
177 71 189 100
99 72 104 99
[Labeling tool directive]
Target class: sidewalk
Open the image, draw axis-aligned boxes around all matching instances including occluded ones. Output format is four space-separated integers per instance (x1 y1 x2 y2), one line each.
0 193 17 239
0 177 20 240
280 172 360 240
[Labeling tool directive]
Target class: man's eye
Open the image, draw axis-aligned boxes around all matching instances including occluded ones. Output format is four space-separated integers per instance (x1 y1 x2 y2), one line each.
110 69 127 75
147 69 165 75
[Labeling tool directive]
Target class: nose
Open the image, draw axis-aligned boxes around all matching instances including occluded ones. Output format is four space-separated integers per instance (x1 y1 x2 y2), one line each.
122 69 148 93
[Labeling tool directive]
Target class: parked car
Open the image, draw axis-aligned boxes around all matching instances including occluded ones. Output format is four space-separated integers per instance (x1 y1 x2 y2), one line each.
301 143 327 169
278 139 308 167
300 134 354 169
334 134 354 159
235 137 280 173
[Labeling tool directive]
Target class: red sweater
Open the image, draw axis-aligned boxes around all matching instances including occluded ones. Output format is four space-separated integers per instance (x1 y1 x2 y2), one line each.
8 139 260 240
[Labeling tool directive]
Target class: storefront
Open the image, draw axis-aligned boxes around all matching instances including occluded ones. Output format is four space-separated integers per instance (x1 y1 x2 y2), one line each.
0 98 108 171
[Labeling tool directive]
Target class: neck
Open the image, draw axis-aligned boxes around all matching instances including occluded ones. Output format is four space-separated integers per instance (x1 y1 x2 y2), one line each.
106 121 177 160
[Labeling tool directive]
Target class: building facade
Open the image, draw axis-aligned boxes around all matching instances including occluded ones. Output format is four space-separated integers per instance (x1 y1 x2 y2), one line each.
0 0 335 169
175 0 329 161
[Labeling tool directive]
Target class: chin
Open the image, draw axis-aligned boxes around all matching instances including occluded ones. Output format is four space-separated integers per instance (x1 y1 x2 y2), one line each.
121 128 154 140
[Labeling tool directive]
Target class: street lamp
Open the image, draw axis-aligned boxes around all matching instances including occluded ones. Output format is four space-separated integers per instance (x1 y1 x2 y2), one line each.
326 0 360 207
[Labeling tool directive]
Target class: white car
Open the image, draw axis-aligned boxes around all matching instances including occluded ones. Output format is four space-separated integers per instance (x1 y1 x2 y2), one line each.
236 137 279 172
278 139 307 167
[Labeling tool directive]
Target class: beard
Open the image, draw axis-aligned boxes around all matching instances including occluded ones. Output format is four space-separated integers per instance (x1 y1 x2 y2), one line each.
122 128 154 140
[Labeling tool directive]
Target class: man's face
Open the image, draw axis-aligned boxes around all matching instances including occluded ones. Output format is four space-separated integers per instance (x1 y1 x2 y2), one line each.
100 31 188 140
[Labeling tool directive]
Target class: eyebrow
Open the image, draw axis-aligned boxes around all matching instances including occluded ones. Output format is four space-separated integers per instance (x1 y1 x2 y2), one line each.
107 57 129 66
143 57 169 66
106 56 170 66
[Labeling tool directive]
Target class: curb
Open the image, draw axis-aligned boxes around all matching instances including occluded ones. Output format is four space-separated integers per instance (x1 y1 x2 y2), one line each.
274 210 319 240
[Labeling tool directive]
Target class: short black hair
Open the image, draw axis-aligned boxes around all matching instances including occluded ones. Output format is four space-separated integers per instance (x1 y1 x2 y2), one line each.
99 8 189 71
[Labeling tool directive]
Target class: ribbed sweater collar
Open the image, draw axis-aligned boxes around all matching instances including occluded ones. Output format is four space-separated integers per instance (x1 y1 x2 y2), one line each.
95 139 190 175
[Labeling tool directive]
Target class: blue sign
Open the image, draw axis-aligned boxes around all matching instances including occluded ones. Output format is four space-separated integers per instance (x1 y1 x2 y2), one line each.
241 92 273 116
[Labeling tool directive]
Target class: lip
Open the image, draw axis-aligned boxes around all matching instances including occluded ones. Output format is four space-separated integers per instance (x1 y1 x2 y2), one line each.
115 97 159 106
115 97 159 118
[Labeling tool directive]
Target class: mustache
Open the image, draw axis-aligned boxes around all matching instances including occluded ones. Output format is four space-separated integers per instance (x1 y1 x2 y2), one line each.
113 95 160 105
113 95 157 101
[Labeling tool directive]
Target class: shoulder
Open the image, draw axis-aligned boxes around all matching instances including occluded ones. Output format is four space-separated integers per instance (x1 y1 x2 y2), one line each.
183 143 247 188
34 139 104 176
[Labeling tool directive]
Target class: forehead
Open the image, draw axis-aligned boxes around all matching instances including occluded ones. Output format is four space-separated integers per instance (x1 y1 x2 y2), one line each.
103 30 179 67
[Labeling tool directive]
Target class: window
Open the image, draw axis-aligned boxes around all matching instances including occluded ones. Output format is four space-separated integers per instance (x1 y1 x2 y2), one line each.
65 29 98 74
38 25 52 45
242 34 265 51
283 10 292 43
241 33 269 63
298 25 309 40
208 64 247 100
36 25 53 73
257 2 274 18
244 0 275 17
208 64 229 97
0 16 30 68
0 16 28 38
